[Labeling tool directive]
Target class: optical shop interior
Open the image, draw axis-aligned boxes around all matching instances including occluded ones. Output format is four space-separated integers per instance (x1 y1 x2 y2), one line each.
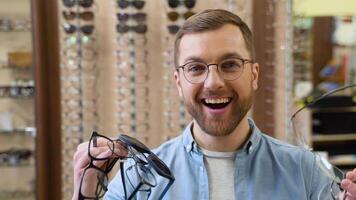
0 0 356 199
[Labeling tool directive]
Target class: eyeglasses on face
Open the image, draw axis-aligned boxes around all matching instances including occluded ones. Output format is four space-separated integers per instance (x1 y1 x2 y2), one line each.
62 0 93 8
167 0 196 9
176 57 254 84
117 0 145 9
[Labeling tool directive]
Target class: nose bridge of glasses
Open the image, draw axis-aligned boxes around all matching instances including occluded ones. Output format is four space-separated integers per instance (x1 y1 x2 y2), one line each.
204 63 225 84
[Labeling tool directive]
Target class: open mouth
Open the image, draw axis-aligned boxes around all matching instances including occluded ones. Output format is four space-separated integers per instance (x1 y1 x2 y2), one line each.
201 97 232 109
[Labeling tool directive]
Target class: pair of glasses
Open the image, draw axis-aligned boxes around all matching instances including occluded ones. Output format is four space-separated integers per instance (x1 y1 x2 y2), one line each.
63 23 94 35
167 24 179 34
167 11 195 22
117 0 145 9
117 36 147 47
117 13 147 23
116 87 149 98
116 50 147 62
118 134 175 199
63 0 93 8
167 0 196 8
115 111 149 123
116 63 150 76
291 83 356 200
115 74 149 85
118 123 149 133
62 11 94 21
176 57 254 84
115 99 150 111
63 35 95 48
117 24 147 34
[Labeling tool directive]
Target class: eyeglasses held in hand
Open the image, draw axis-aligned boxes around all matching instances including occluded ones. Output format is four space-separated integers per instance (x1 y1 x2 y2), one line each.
78 132 175 200
176 57 254 84
290 83 356 200
118 134 175 200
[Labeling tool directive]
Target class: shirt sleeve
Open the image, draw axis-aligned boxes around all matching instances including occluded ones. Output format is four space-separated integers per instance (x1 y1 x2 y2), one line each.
308 153 339 200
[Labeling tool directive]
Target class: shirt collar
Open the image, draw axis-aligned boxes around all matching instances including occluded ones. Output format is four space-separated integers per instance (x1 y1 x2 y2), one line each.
182 118 262 154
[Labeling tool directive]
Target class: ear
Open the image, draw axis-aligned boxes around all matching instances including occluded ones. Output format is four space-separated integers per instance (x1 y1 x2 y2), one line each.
174 70 183 97
251 62 259 90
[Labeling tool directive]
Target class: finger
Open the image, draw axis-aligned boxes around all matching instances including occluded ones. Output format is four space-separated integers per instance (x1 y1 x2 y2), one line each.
341 179 356 197
345 170 356 182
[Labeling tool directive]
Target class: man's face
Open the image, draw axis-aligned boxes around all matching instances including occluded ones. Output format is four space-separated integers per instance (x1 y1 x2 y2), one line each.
174 24 259 137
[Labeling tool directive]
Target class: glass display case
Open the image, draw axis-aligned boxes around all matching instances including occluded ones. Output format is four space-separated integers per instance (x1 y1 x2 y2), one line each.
0 0 36 199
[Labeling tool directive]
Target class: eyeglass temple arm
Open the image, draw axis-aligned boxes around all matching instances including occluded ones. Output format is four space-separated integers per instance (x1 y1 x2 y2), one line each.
120 162 128 200
128 182 143 200
157 179 174 200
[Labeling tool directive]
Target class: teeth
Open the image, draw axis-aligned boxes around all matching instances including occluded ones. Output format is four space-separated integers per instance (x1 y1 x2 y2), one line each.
205 98 230 104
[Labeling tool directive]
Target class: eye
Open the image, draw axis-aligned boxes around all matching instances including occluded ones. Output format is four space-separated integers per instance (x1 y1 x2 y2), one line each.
220 59 243 71
185 62 207 74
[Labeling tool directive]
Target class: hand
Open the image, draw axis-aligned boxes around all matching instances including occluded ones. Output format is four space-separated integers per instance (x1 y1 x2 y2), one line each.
72 138 128 200
341 168 356 200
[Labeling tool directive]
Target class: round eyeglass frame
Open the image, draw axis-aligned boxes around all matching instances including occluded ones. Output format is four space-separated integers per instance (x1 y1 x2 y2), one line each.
175 57 254 84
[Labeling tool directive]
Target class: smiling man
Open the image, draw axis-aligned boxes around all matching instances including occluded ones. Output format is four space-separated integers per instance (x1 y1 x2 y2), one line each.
73 9 356 200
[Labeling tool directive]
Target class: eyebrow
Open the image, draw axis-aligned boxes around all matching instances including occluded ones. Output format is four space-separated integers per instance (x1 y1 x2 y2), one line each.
182 52 247 65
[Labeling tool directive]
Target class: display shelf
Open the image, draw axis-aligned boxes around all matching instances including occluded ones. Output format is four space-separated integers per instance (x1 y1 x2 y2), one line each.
312 133 356 142
0 127 36 137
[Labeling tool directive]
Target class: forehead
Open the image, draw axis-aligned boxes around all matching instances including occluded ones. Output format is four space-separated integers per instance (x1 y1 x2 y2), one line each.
178 24 250 64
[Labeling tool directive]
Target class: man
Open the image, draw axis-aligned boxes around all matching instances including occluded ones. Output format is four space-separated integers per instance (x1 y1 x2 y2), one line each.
73 9 356 200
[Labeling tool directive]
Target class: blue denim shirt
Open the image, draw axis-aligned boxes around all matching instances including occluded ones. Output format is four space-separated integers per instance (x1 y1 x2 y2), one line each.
105 119 330 200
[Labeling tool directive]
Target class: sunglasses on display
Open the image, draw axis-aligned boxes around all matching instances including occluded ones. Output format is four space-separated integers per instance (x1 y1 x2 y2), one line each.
62 0 94 8
167 24 179 34
117 0 145 9
116 24 147 34
62 11 94 21
167 10 195 22
63 23 95 35
117 13 147 23
167 0 196 9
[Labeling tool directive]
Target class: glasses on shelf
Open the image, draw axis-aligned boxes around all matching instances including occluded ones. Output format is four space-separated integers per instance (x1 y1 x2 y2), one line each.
116 36 147 47
62 11 94 21
167 0 196 9
63 24 95 35
167 11 195 22
117 0 145 10
176 57 254 84
291 83 356 200
116 24 147 34
63 0 94 8
117 13 147 23
167 24 180 35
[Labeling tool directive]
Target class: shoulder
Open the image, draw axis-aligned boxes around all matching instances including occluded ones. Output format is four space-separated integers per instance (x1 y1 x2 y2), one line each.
152 134 185 162
258 133 315 167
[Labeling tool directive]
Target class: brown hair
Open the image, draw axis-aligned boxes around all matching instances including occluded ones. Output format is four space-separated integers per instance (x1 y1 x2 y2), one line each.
174 9 255 67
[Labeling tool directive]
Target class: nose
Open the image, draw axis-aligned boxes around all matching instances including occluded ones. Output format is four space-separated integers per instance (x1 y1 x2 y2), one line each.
204 64 225 90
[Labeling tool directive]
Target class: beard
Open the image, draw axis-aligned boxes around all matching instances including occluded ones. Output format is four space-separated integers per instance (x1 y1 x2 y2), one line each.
183 86 254 137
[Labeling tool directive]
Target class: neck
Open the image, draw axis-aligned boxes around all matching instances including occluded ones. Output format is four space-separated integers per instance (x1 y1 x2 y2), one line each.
192 116 251 152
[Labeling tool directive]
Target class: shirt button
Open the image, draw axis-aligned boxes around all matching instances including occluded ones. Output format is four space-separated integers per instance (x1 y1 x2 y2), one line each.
248 146 253 154
200 166 203 171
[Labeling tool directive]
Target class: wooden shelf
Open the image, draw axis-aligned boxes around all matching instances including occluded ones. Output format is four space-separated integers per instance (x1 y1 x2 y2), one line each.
312 133 356 142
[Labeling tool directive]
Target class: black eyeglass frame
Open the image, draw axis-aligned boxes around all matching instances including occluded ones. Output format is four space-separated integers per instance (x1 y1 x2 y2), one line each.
176 57 254 84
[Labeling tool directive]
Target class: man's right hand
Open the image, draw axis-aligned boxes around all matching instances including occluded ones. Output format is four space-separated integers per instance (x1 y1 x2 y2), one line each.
72 138 128 200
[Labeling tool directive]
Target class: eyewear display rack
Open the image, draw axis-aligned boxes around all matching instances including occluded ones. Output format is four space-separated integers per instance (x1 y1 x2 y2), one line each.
0 0 36 199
